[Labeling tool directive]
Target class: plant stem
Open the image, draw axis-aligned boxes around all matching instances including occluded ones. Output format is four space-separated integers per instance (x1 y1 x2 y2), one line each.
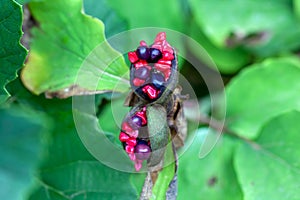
197 115 261 149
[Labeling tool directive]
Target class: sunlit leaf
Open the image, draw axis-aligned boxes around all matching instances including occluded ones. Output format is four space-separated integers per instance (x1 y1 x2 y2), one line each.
21 0 129 98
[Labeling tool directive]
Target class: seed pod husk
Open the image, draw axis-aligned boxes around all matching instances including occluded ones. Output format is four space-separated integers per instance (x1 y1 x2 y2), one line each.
146 104 170 167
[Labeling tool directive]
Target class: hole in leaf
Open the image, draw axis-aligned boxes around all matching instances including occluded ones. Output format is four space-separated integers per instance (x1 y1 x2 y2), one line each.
207 176 218 187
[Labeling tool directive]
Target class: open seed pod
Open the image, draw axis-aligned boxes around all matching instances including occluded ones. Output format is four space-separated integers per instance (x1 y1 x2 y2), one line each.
118 103 170 171
128 32 178 104
119 104 151 171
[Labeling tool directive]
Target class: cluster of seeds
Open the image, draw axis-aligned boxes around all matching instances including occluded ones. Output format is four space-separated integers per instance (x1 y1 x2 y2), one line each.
128 32 176 102
119 106 151 171
119 32 177 171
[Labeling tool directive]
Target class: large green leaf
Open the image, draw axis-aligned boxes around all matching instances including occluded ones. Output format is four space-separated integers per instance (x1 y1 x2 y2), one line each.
0 0 27 104
26 99 138 199
189 0 294 45
21 0 129 98
0 107 48 200
189 0 300 55
177 129 243 200
6 78 140 199
188 20 250 74
226 57 300 139
234 110 300 200
106 0 184 32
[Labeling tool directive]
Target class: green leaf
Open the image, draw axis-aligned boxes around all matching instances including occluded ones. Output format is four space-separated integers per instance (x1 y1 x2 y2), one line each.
0 0 27 104
0 107 48 200
295 0 300 19
28 99 138 199
245 17 300 57
83 0 128 38
189 0 298 50
234 110 300 200
188 21 250 74
226 57 300 139
7 81 138 199
106 0 185 32
15 0 31 5
177 129 243 200
21 0 129 97
38 161 137 200
97 96 130 147
40 104 95 169
7 60 138 199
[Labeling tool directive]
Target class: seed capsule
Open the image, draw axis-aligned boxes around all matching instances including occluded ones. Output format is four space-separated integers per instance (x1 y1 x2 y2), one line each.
128 32 178 103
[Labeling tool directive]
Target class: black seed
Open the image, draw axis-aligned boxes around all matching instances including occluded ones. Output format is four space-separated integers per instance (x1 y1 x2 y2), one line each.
131 115 142 127
151 72 165 89
148 48 162 63
136 46 150 60
134 67 150 80
135 141 151 160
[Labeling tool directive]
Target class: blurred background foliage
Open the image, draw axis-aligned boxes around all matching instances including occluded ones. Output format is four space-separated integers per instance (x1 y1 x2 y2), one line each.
1 0 300 199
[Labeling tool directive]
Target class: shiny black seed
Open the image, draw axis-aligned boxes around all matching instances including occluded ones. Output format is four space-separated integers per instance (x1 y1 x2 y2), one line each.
135 141 151 160
136 46 150 60
148 48 162 63
131 115 142 127
151 72 165 89
134 67 150 80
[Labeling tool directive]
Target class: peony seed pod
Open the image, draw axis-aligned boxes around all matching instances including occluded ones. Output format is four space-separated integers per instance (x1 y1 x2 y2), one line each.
128 32 178 104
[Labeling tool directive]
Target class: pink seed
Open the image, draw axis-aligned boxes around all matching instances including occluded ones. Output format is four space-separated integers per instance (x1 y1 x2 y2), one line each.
142 85 160 99
119 132 129 142
128 51 139 63
125 145 134 154
126 137 137 146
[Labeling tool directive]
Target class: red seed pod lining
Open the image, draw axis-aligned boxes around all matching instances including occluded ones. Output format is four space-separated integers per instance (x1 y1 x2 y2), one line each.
118 106 151 171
